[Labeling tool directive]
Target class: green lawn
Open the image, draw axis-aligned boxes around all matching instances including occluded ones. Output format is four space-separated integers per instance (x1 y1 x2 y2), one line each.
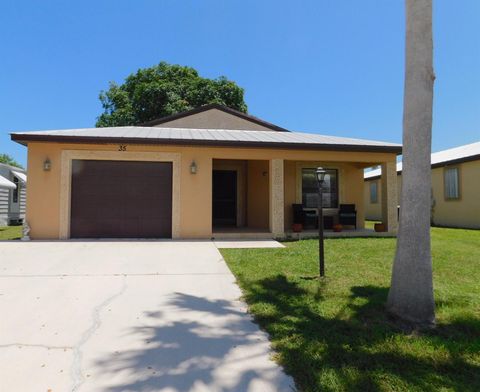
221 227 480 391
0 225 22 240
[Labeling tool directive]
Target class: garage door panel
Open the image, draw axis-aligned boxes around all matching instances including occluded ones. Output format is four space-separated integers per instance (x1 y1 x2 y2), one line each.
70 160 172 238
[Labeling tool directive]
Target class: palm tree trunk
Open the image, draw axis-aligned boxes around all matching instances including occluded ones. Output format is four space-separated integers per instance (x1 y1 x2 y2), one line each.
387 0 435 327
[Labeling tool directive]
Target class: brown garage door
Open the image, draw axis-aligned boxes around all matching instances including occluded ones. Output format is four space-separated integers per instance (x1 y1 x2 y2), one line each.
70 160 172 238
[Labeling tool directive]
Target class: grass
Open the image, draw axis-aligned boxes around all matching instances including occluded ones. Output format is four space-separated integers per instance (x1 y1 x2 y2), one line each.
0 225 22 240
221 227 480 391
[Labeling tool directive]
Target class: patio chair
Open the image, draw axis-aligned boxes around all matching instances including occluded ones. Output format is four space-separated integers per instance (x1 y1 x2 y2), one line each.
339 204 357 229
292 204 318 229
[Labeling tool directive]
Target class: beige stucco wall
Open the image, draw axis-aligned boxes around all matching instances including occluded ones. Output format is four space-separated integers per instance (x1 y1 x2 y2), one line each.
364 175 402 221
156 108 274 131
364 179 382 221
364 160 479 229
25 141 396 239
247 160 269 229
431 160 480 228
284 161 297 229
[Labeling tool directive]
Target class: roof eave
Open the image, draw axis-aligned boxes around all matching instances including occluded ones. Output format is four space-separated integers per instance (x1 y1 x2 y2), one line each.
364 175 382 181
364 153 480 180
430 154 480 168
11 133 402 154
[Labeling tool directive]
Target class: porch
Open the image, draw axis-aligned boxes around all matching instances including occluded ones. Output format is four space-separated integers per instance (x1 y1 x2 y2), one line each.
213 228 396 240
285 228 397 239
210 158 398 240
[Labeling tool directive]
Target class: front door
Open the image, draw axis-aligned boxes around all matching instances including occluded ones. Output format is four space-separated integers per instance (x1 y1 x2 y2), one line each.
212 170 237 227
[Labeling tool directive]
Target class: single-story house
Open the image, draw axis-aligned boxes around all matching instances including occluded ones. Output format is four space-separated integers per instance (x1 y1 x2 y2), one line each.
364 141 480 229
0 163 27 226
11 104 401 240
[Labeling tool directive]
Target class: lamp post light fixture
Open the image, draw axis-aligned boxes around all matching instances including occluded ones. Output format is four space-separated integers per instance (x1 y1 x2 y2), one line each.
316 167 327 278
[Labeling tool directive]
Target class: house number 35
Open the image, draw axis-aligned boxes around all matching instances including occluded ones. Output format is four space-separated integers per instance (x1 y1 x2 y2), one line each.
118 145 127 151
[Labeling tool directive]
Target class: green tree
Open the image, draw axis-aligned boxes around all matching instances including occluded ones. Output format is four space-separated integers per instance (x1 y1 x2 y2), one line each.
0 154 23 169
96 62 248 127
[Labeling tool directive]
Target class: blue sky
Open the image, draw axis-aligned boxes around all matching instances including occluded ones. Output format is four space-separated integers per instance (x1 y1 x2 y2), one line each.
1 0 478 166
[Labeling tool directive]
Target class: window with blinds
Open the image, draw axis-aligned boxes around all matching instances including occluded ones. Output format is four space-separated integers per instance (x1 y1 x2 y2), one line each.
301 168 338 208
370 181 378 203
444 167 460 200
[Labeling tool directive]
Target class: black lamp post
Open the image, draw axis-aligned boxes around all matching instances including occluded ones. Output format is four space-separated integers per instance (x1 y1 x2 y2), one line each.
316 167 327 278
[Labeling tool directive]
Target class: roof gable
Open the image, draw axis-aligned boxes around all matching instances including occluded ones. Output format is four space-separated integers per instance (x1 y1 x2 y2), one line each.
142 104 289 132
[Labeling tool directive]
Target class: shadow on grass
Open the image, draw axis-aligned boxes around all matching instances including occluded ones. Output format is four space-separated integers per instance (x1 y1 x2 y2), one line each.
243 275 480 391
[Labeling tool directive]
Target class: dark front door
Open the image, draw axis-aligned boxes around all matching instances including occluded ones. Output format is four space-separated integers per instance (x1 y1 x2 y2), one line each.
212 170 237 227
70 160 172 238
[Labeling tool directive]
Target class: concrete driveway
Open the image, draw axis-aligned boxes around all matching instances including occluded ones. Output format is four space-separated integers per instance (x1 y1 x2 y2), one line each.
0 241 293 392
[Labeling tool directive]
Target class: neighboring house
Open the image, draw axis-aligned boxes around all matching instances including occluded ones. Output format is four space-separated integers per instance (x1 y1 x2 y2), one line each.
364 141 480 229
0 163 27 226
11 104 401 240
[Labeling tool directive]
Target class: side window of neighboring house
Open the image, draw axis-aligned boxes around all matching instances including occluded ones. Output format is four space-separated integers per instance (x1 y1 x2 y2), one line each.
444 167 460 200
12 177 19 203
370 181 378 203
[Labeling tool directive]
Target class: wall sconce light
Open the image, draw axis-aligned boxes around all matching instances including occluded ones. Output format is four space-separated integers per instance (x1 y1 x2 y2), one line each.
190 161 197 174
43 158 51 171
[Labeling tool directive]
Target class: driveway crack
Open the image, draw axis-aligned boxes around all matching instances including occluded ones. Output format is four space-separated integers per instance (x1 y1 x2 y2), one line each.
70 275 128 392
0 343 72 350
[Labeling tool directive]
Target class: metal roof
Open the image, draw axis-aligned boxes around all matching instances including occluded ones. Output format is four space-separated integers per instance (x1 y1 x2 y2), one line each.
364 141 480 179
364 163 402 179
0 175 16 190
12 170 27 184
11 126 401 153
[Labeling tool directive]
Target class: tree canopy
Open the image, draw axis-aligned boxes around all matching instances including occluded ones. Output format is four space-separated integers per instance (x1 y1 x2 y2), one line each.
0 154 23 169
96 62 248 127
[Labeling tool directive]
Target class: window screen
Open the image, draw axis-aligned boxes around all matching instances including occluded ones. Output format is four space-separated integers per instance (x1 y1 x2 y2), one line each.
444 167 459 199
370 181 378 203
302 168 338 208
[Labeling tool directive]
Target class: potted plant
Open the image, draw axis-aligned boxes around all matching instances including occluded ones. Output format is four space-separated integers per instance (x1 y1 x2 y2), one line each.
333 224 343 232
292 223 303 233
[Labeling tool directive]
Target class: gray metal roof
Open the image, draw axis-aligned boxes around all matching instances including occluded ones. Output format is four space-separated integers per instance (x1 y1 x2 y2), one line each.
11 126 401 152
0 163 25 189
0 175 15 189
365 140 480 179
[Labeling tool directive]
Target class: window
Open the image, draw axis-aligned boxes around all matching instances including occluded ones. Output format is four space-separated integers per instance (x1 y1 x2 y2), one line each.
444 167 460 200
12 177 19 203
370 181 378 203
302 168 338 208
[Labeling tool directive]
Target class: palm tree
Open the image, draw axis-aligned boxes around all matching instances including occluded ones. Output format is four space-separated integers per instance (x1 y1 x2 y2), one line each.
387 0 436 327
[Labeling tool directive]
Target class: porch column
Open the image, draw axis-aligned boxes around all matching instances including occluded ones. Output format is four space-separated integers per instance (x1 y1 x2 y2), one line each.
381 161 398 233
269 159 284 237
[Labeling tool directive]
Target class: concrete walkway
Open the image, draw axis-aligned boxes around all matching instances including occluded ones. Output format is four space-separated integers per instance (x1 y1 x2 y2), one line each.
0 241 293 392
214 239 285 249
